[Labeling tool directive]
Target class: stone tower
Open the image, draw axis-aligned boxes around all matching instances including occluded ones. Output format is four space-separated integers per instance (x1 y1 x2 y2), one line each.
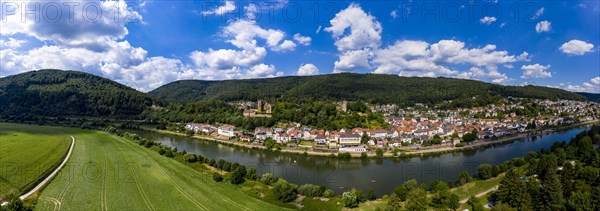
257 99 262 112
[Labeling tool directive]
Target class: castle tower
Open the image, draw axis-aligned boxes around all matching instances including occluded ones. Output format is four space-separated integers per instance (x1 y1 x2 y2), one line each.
257 99 262 112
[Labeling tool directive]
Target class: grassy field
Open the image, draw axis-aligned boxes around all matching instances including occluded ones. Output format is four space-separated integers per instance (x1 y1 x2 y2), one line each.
0 123 72 200
6 124 289 210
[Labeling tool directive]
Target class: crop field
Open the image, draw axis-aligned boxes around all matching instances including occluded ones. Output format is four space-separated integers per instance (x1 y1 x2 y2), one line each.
33 125 286 210
0 123 72 200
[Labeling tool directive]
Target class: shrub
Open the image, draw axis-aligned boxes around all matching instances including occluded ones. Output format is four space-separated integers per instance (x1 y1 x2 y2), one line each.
375 148 384 158
260 173 278 185
360 152 368 159
367 189 376 201
273 179 298 202
222 162 231 171
298 184 325 197
338 152 352 159
458 171 472 185
230 167 245 185
512 157 527 167
341 190 359 208
478 164 494 179
144 141 153 148
196 155 205 163
322 189 335 198
183 153 197 163
216 159 226 169
246 168 257 180
212 172 223 182
393 179 417 201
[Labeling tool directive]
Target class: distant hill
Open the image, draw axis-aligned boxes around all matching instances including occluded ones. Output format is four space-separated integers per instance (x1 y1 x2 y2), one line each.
149 73 586 105
0 69 158 118
577 92 600 102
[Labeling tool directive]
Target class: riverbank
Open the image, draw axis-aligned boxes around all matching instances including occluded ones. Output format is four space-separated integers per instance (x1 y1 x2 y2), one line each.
145 120 599 159
396 119 600 156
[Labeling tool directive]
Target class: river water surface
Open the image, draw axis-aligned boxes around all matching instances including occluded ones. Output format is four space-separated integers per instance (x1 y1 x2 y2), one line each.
134 126 591 196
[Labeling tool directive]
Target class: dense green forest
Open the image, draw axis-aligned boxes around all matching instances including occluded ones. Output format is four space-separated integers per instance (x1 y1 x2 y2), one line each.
576 92 600 102
0 70 592 124
150 73 586 105
142 100 385 130
484 125 600 211
0 69 159 119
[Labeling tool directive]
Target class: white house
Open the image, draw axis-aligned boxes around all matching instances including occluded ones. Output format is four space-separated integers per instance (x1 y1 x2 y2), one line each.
185 123 214 134
315 135 327 145
254 127 268 140
218 125 236 138
274 133 291 143
339 133 361 146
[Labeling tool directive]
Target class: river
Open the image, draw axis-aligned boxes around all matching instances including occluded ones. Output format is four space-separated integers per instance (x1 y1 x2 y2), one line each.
133 126 591 196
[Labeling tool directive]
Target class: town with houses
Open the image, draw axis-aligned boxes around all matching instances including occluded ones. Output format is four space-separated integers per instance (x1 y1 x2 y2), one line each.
185 98 600 154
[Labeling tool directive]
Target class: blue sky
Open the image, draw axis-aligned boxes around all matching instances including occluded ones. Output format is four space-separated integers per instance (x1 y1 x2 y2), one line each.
1 0 598 93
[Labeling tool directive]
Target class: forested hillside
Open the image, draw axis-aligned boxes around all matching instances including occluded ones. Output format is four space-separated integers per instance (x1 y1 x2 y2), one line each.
0 69 158 118
150 73 586 105
577 92 600 102
0 70 590 122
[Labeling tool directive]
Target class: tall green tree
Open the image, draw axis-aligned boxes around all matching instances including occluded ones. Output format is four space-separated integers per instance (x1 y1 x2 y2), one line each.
430 181 459 210
230 166 246 184
385 193 403 211
458 171 472 185
405 188 429 211
566 191 594 211
361 132 369 144
467 196 484 211
393 179 418 201
272 179 298 202
539 171 563 210
246 167 258 180
448 194 460 211
478 164 494 179
495 168 531 210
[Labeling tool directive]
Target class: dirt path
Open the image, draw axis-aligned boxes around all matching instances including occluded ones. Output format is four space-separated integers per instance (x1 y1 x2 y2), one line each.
1 136 75 206
459 185 499 204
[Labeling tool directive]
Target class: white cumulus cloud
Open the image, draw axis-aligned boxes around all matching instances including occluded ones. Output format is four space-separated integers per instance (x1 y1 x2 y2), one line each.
1 0 142 51
222 19 296 52
297 64 319 76
325 3 382 51
334 49 373 73
0 38 27 49
531 7 544 20
521 64 552 78
480 16 497 25
536 21 551 33
202 1 236 15
0 4 296 91
559 40 595 55
293 34 311 46
562 77 600 93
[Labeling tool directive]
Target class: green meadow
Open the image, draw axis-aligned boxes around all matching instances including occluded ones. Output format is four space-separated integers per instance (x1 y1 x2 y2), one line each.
0 123 72 200
25 124 286 210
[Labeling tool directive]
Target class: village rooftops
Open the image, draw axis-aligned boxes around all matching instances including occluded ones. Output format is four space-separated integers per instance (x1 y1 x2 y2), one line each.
219 125 236 130
339 133 361 138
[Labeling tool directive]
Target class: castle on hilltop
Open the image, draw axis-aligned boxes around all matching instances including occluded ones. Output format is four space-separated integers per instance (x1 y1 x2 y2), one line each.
257 99 272 113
